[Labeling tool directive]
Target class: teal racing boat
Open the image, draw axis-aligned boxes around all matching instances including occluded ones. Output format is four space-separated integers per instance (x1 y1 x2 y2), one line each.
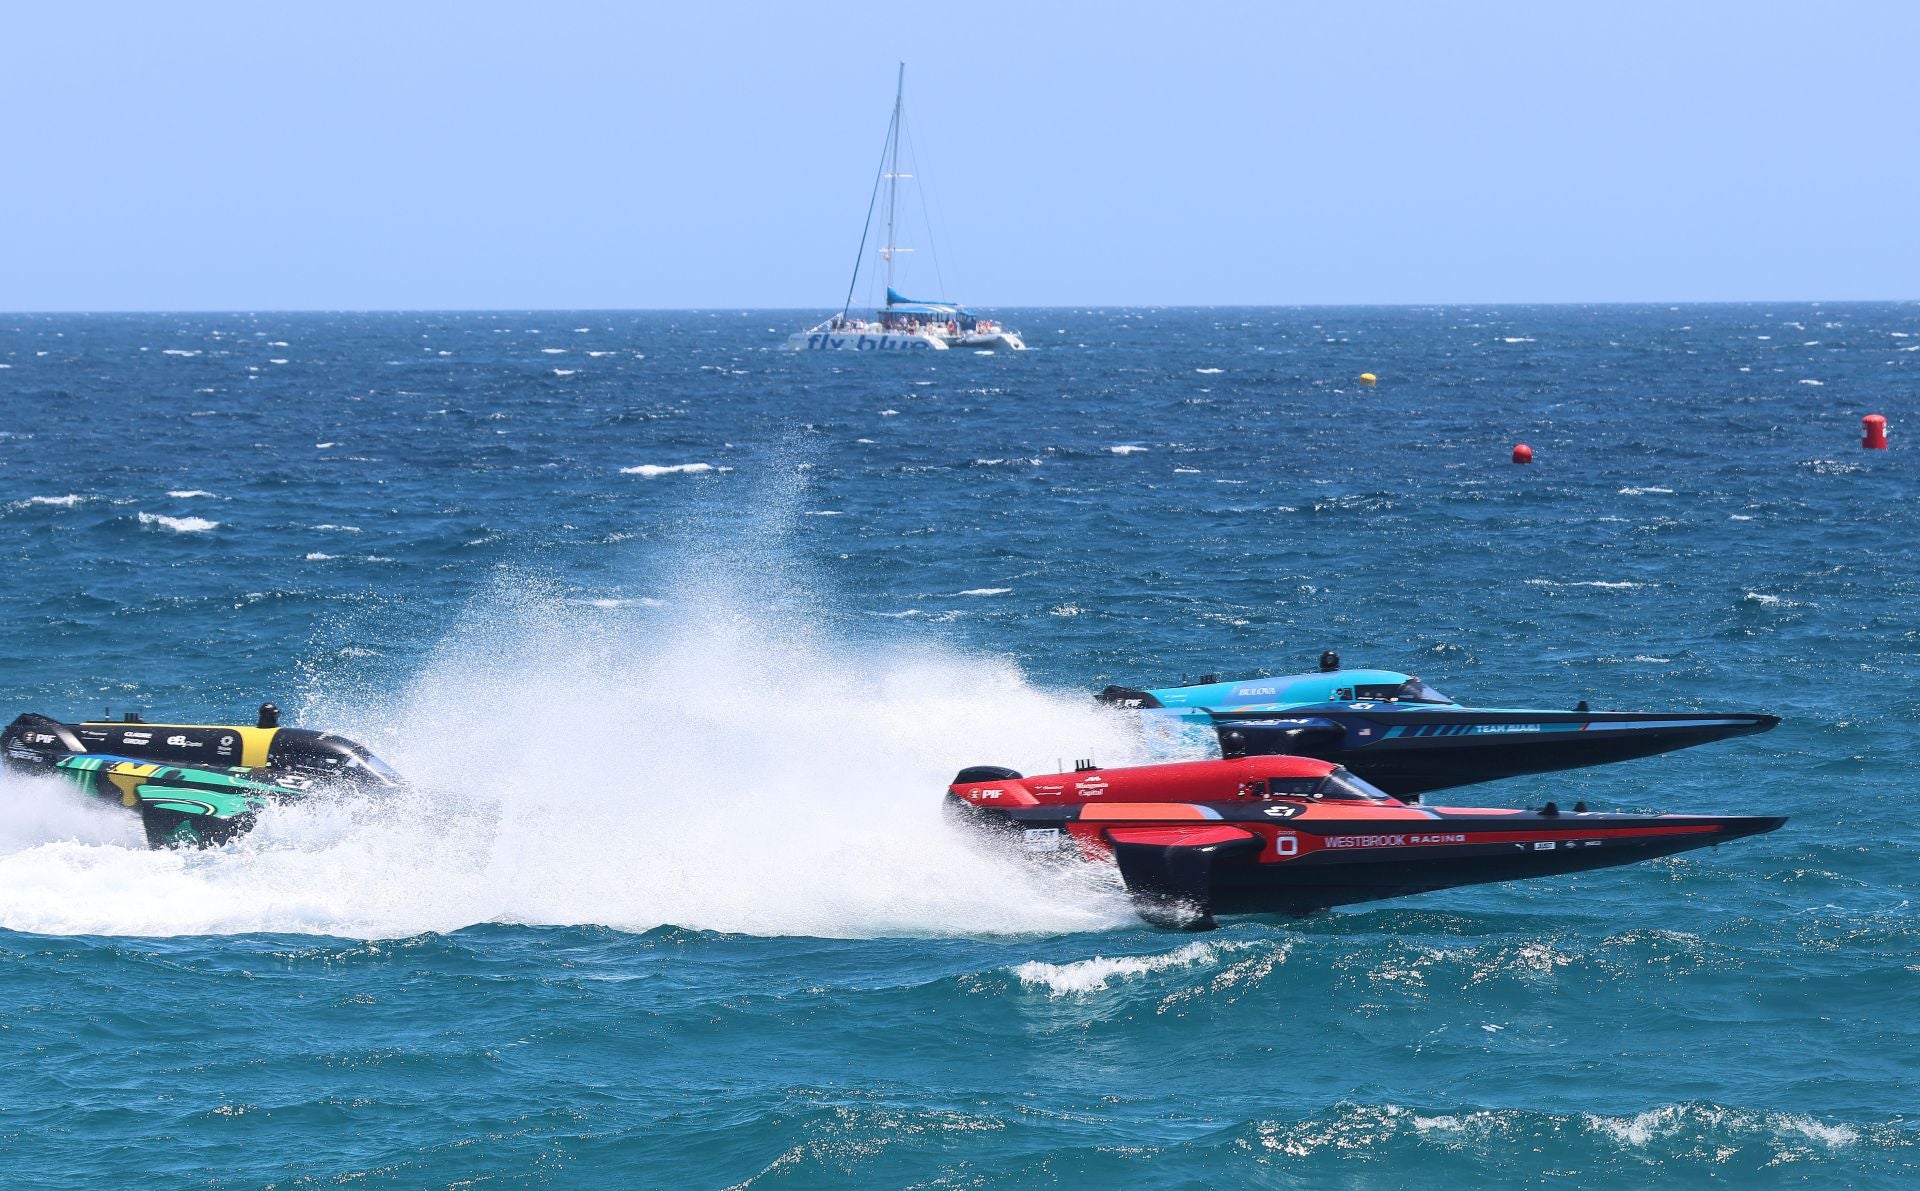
1099 656 1779 798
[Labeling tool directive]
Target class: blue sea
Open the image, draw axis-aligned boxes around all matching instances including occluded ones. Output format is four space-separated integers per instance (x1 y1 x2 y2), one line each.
1 305 1915 1185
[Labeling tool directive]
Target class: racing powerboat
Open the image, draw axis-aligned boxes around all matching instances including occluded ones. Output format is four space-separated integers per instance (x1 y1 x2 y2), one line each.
1098 662 1779 797
946 755 1785 929
2 706 399 847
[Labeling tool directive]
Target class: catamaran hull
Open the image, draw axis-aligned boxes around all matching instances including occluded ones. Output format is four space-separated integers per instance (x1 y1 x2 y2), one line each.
784 330 946 351
1213 710 1781 797
956 332 1026 350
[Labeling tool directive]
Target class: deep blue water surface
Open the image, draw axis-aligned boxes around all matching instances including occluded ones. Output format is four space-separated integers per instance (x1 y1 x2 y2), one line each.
1 306 1916 1185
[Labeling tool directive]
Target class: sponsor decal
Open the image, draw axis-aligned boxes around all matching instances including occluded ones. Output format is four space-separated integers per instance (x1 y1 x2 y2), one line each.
1235 686 1278 697
165 735 204 748
122 732 152 744
1475 724 1543 734
1532 840 1556 850
971 788 1003 800
1022 828 1061 853
1326 832 1469 849
1073 777 1108 796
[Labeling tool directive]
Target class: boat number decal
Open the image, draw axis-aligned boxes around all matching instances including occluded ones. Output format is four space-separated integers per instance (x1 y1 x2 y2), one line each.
1262 804 1305 819
1023 828 1061 853
1274 833 1298 857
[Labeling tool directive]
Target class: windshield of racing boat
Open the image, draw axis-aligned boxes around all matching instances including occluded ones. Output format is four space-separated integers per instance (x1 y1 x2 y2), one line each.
1318 770 1397 802
1352 677 1454 705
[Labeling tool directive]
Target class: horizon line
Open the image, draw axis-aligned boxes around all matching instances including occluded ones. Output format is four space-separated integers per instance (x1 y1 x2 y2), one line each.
2 297 1916 318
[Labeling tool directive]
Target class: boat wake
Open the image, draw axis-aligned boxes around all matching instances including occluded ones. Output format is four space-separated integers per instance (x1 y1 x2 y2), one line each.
0 576 1148 940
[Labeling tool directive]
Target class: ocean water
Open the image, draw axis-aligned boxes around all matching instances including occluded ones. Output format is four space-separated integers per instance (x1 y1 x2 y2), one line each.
0 305 1915 1185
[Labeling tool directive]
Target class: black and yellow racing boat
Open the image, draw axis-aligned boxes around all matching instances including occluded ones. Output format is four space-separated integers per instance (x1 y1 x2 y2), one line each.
2 705 400 848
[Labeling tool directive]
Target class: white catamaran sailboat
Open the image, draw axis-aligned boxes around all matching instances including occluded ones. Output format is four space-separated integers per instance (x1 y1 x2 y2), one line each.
785 65 1025 353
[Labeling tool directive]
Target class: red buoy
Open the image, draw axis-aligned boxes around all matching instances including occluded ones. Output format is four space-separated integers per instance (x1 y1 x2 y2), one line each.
1863 414 1888 450
1512 443 1533 464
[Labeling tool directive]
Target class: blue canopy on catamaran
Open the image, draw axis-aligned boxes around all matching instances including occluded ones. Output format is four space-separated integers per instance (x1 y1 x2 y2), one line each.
885 288 977 317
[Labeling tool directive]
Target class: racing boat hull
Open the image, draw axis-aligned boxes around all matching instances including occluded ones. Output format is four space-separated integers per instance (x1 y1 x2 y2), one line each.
947 756 1784 929
1214 708 1782 797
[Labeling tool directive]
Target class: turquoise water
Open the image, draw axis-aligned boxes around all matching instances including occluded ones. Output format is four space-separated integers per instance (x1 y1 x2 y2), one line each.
1 306 1915 1184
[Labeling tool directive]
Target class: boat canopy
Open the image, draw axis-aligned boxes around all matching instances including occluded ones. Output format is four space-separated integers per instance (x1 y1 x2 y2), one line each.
885 288 976 317
1147 669 1456 710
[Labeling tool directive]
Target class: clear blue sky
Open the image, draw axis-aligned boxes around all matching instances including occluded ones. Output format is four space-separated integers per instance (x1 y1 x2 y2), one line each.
2 2 1915 311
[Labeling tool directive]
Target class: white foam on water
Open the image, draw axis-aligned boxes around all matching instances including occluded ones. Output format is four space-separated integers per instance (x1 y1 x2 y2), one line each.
956 587 1011 596
0 573 1144 940
1501 337 1536 343
1194 367 1224 374
1014 941 1228 995
551 369 577 377
304 552 336 561
312 524 361 532
167 490 217 499
621 463 715 477
1583 1105 1860 1150
18 494 85 508
1616 486 1674 496
137 512 218 533
1109 445 1148 455
0 773 145 852
1798 378 1823 386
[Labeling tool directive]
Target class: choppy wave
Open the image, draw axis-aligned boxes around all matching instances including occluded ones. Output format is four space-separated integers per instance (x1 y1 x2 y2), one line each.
137 512 218 533
621 463 716 476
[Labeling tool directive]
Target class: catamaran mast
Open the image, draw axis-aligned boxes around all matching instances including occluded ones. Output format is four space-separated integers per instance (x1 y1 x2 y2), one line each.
883 62 905 298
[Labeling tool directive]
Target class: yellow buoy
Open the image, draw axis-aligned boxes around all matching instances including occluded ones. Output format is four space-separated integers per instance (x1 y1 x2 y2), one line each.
1359 372 1377 386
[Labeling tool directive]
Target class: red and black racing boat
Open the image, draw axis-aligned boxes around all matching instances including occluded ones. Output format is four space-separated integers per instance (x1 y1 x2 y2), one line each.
945 756 1784 929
